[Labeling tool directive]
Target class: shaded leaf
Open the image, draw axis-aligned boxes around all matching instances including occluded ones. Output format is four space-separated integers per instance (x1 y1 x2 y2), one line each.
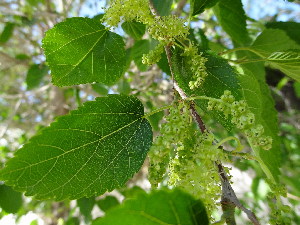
131 40 152 71
0 95 153 200
213 0 251 45
122 22 146 40
152 0 173 16
42 17 126 86
157 51 171 75
0 22 15 44
26 64 49 90
172 48 242 130
251 29 300 56
0 184 22 213
191 0 220 16
91 83 109 96
266 21 300 45
119 185 145 199
77 197 95 222
92 189 209 225
251 29 300 82
237 52 281 182
65 217 80 225
97 196 119 212
117 79 131 95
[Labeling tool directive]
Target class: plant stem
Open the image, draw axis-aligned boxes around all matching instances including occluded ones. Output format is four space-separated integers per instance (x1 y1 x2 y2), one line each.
219 47 258 56
143 104 173 118
216 136 244 152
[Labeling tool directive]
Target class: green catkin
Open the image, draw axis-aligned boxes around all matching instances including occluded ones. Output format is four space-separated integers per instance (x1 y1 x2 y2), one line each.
142 42 164 65
181 44 208 89
148 102 192 187
148 15 189 42
267 184 292 225
207 90 273 150
149 102 228 218
102 0 154 27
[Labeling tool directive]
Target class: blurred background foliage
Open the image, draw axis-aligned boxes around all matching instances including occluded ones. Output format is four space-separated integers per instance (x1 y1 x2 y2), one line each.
0 0 299 224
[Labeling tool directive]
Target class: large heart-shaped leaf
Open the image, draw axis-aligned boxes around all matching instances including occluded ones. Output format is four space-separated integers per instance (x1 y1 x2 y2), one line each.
0 95 152 200
42 17 126 86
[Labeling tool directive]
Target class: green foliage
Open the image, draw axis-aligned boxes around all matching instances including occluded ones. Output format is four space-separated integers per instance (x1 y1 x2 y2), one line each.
152 0 173 16
122 21 146 40
97 196 119 212
238 61 281 182
131 40 153 71
191 0 220 16
77 197 95 222
0 95 152 200
92 189 209 225
266 22 300 45
1 0 299 224
26 64 49 90
42 17 126 86
266 50 300 82
0 184 22 213
0 22 15 44
213 0 251 45
172 48 242 130
250 29 300 82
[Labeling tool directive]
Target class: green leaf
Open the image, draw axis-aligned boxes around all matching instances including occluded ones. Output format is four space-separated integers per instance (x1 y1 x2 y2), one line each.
119 185 145 199
97 196 119 212
0 95 153 200
92 189 209 225
117 79 131 95
77 197 95 222
213 0 251 45
0 22 15 44
157 51 171 75
191 0 220 16
26 64 49 90
266 50 300 82
91 83 109 96
293 82 300 98
152 0 173 16
251 29 300 56
42 17 126 86
172 48 242 130
237 53 281 182
266 22 300 45
250 29 300 82
0 184 22 213
65 217 80 225
122 22 146 40
131 40 151 71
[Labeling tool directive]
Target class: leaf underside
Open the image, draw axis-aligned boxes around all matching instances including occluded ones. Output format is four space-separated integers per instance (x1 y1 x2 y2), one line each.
42 17 126 86
0 95 152 200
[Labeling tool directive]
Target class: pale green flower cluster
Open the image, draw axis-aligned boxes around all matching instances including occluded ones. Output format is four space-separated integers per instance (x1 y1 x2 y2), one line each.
207 90 272 150
168 132 227 216
149 102 228 217
148 102 192 187
102 0 154 27
148 15 189 43
142 42 164 65
181 44 208 89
